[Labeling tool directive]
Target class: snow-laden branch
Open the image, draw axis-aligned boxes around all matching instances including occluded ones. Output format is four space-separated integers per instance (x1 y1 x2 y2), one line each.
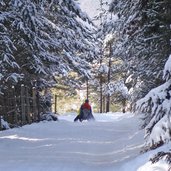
136 56 171 148
105 81 129 97
163 55 171 81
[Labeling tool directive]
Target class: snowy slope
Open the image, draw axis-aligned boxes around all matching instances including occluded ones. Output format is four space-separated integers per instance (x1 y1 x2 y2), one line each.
0 112 141 171
0 112 169 171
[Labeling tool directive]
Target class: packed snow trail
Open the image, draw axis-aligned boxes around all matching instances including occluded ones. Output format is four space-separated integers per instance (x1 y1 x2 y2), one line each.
0 112 144 171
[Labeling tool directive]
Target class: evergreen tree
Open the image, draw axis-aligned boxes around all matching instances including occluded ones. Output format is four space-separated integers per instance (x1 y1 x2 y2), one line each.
136 54 171 149
0 0 98 92
134 0 171 149
94 1 130 112
0 0 21 91
108 0 171 106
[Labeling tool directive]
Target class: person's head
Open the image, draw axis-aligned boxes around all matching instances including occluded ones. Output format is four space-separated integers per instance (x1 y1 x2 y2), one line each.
85 99 89 103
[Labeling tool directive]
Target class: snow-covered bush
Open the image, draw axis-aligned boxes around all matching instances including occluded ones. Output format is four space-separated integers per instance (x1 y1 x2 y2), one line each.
1 116 10 130
40 112 58 122
150 151 171 165
136 55 171 149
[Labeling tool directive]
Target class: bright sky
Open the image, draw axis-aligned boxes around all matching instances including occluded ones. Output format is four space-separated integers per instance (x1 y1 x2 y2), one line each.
78 0 100 26
78 0 112 25
78 0 100 19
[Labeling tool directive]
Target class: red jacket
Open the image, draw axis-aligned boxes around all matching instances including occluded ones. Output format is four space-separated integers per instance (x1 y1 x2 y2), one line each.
82 102 91 110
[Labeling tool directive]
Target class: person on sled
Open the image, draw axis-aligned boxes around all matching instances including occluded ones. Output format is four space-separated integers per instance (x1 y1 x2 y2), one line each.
74 99 95 122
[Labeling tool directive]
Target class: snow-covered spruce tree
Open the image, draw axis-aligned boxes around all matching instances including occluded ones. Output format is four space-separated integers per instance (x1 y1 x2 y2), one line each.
90 0 125 112
0 0 99 121
0 0 98 90
0 0 21 92
44 0 98 77
103 33 129 112
108 0 171 107
94 0 139 112
90 0 109 113
94 1 131 112
136 55 171 149
0 0 58 92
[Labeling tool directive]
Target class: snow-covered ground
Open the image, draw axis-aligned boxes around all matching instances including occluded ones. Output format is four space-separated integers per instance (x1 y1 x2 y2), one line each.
0 112 170 171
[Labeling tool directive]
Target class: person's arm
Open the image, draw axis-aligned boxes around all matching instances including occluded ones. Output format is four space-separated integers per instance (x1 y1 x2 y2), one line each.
79 104 83 115
90 106 92 114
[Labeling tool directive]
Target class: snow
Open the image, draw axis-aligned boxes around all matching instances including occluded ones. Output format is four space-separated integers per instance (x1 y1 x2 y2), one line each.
122 143 171 171
0 112 170 171
106 81 129 97
104 34 115 47
163 54 171 81
135 79 171 145
1 117 10 130
138 160 169 171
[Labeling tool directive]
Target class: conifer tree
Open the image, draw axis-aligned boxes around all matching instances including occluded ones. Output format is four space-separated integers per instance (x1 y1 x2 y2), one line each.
0 0 98 92
108 0 171 105
134 0 171 149
136 54 171 149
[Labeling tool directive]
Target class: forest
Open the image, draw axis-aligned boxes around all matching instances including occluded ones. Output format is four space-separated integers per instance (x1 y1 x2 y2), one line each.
0 0 171 170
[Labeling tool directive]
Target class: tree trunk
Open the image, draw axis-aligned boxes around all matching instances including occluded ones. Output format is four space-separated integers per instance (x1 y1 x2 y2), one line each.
55 95 57 114
122 99 126 113
32 87 38 122
12 86 18 125
86 79 89 100
103 96 106 113
99 0 104 113
26 86 31 124
100 75 103 113
21 85 26 125
106 43 112 113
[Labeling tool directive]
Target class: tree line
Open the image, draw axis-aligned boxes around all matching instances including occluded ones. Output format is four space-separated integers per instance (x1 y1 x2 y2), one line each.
0 0 100 125
94 0 171 156
0 0 98 91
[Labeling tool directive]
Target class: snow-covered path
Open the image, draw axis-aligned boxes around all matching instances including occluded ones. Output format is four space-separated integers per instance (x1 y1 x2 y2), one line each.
0 112 144 171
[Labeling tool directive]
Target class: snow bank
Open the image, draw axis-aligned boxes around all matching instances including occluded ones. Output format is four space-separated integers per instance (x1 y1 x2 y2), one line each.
0 112 170 171
138 160 169 171
0 112 144 171
117 141 171 171
1 116 10 130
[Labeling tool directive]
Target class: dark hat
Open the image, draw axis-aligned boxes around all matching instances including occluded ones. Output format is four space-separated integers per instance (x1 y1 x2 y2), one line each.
85 99 89 103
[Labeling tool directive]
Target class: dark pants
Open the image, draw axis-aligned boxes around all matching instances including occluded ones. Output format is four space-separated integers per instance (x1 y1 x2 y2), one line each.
74 113 95 122
74 115 83 122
